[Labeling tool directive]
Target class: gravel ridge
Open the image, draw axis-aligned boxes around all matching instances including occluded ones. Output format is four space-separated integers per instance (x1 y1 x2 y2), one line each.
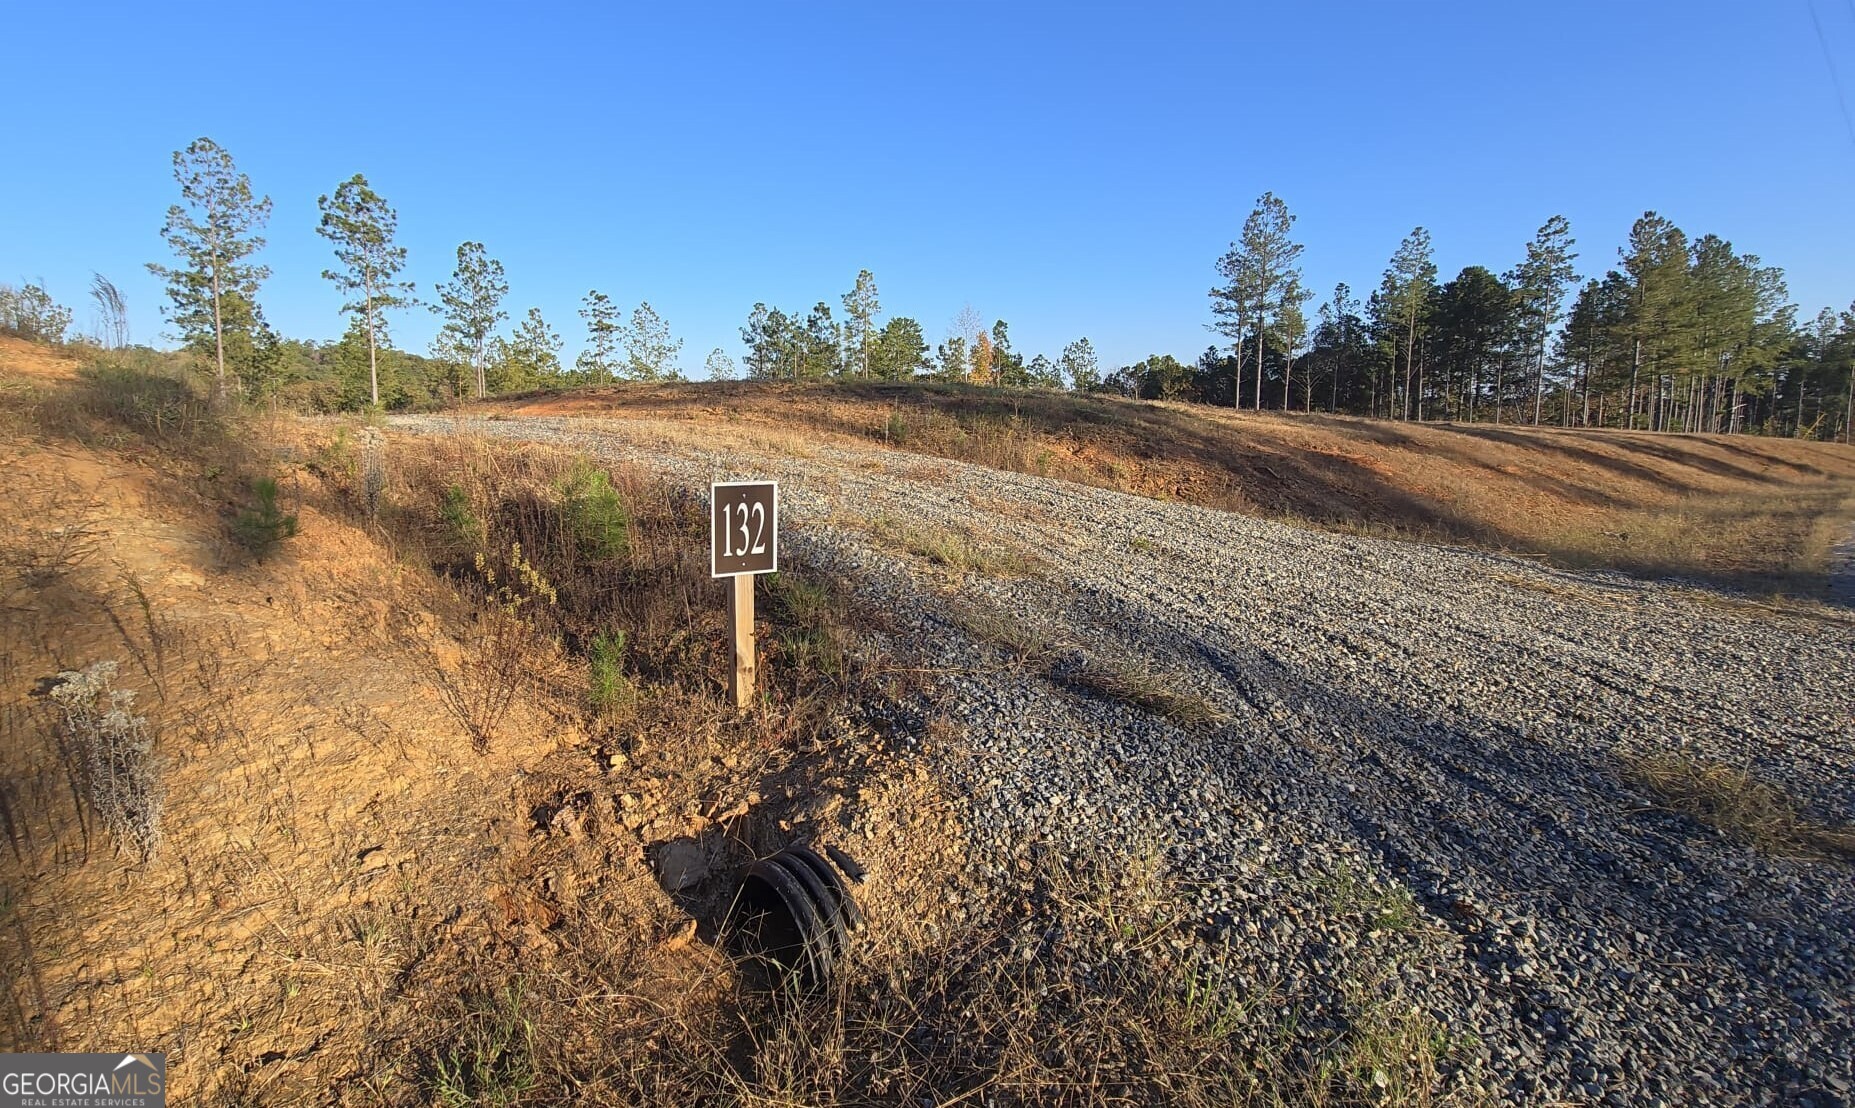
396 413 1855 1106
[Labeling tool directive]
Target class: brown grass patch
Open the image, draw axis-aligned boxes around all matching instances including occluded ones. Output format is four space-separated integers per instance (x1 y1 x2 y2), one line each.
950 601 1225 730
499 379 1855 594
1628 753 1855 861
858 514 1043 578
1058 654 1227 730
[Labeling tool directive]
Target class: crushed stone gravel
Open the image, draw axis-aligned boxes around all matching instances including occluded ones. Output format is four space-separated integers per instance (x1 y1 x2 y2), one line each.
396 412 1855 1106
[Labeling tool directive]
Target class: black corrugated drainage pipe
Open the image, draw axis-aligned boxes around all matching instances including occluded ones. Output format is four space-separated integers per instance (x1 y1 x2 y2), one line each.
731 843 864 989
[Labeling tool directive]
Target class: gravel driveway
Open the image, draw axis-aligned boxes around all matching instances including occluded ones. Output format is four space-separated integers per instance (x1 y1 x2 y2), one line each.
397 413 1855 1106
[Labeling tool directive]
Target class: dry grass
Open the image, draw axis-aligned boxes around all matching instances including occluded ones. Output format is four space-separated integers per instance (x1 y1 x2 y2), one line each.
950 601 1225 730
1628 752 1855 861
858 514 1044 578
503 379 1855 595
949 600 1055 665
1057 654 1227 730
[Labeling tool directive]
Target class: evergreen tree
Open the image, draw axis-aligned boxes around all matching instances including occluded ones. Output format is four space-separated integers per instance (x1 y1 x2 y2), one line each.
705 347 737 381
433 242 509 398
490 307 563 391
1059 338 1100 392
840 269 880 377
870 317 929 379
1211 192 1305 408
1506 216 1579 424
1432 266 1517 422
334 317 407 409
317 174 414 408
1382 227 1437 420
741 303 778 379
1027 353 1063 389
1276 292 1309 411
149 138 272 402
578 290 622 382
936 335 968 380
619 301 683 380
428 329 473 400
799 302 839 378
1618 212 1692 430
991 320 1029 387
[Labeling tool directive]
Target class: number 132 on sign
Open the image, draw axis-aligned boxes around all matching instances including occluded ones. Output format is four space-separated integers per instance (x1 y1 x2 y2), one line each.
710 481 778 577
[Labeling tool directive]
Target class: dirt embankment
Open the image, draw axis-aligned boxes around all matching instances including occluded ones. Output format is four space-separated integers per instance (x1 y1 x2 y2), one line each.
495 378 1855 594
0 340 960 1102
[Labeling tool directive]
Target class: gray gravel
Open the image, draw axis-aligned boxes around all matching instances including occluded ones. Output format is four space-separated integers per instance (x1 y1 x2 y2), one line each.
397 413 1855 1106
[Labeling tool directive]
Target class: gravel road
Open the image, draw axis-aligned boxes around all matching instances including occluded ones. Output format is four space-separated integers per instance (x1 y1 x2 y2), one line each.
398 413 1855 1106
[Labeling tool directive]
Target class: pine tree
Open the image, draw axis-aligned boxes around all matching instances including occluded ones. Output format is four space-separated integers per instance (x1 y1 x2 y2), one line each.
1382 228 1437 420
705 347 737 381
741 303 777 379
1276 290 1309 411
1506 216 1578 424
618 301 683 381
149 138 272 403
433 242 509 398
841 269 881 377
936 336 968 380
578 290 622 382
317 175 414 408
1618 213 1693 431
1059 338 1100 392
491 307 562 390
800 302 840 378
1211 193 1305 409
870 317 929 379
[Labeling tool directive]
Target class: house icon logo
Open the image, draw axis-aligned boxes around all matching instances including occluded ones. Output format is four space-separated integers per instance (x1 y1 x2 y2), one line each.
1 1051 166 1106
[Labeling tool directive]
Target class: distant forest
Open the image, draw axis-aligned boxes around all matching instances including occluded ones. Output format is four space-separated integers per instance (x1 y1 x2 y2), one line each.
4 139 1851 440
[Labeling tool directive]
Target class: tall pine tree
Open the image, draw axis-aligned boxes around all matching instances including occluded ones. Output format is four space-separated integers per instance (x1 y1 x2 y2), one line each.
149 138 272 403
317 175 415 408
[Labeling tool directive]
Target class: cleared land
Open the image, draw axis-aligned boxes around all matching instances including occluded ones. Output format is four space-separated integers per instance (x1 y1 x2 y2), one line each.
402 407 1855 1105
494 379 1855 595
5 339 1853 1105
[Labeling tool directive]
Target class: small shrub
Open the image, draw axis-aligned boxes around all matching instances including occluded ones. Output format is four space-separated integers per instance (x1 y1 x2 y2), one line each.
231 477 299 559
47 661 162 861
556 462 629 561
885 409 908 444
432 544 557 753
440 484 484 551
587 630 633 717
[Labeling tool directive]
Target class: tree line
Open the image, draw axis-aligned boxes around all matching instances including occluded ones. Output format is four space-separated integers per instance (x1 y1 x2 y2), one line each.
1191 195 1852 440
11 137 1850 441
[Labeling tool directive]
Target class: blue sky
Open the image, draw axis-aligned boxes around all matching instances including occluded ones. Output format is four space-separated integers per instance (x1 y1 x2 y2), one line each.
4 2 1852 373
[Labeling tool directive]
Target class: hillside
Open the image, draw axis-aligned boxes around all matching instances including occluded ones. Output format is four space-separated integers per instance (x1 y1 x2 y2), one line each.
495 378 1855 595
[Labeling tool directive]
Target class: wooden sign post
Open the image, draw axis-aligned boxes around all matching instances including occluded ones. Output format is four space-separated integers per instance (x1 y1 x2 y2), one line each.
711 480 779 708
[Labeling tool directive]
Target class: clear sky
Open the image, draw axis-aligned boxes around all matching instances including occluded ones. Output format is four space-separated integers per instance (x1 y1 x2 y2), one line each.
4 1 1852 373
